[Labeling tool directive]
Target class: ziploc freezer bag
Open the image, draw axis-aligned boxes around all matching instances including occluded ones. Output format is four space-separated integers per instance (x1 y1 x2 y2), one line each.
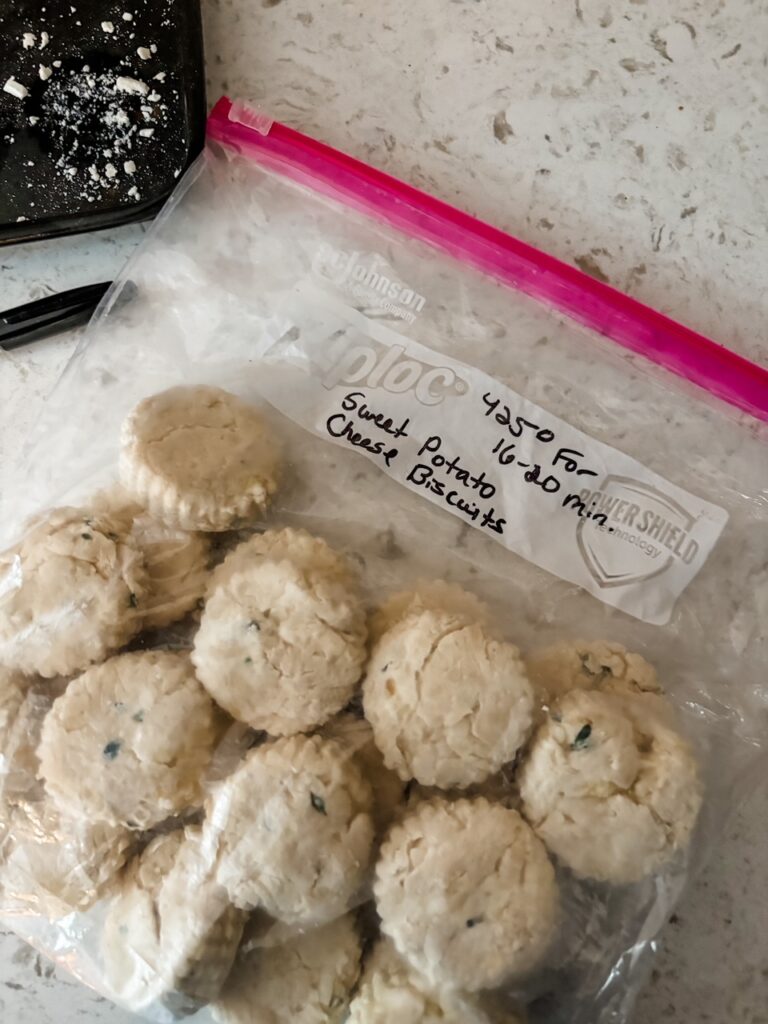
0 97 766 1024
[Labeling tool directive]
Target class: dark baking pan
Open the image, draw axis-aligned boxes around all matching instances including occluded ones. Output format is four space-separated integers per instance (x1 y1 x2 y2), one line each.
0 0 206 246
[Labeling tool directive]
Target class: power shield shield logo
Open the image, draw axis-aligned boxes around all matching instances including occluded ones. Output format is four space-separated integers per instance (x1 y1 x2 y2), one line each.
574 476 700 588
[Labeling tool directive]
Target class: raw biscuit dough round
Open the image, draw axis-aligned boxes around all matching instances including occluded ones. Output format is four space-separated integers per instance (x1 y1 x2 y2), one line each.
193 559 367 735
210 527 356 593
348 938 526 1024
212 913 362 1024
132 515 210 629
38 651 218 829
0 669 28 759
0 507 146 678
363 610 534 788
369 580 489 643
526 641 661 702
518 689 703 884
321 714 405 834
120 385 280 531
207 734 374 925
91 488 210 630
1 800 133 919
374 798 558 991
102 828 246 1015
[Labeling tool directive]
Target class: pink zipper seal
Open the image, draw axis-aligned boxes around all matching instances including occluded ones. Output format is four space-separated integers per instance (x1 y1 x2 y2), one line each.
209 97 768 424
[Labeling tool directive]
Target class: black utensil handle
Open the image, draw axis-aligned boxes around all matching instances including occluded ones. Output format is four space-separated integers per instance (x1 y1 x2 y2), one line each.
0 281 113 350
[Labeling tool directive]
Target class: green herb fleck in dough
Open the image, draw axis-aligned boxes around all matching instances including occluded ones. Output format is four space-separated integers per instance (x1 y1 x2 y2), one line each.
103 740 122 760
132 710 144 723
81 532 93 540
128 593 138 608
466 916 483 928
381 662 390 673
112 701 127 713
247 620 261 632
310 792 327 815
244 656 253 664
572 723 592 750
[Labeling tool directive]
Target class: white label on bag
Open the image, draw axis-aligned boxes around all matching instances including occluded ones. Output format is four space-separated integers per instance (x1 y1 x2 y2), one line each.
261 286 729 625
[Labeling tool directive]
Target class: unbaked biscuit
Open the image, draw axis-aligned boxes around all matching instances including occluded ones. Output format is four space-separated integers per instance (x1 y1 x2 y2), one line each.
120 385 280 531
193 559 367 735
526 641 661 702
374 798 558 991
518 689 702 884
206 734 374 926
38 651 218 829
0 669 28 761
347 938 526 1024
210 527 356 593
321 714 405 834
92 487 210 630
363 610 534 788
132 515 210 629
212 913 362 1024
102 828 246 1015
369 580 489 643
0 800 133 919
0 507 146 678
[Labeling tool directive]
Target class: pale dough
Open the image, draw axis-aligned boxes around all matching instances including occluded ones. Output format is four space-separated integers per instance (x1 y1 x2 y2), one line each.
518 689 703 884
193 559 367 735
212 913 362 1024
0 507 146 678
92 486 210 629
206 734 374 926
120 385 280 531
348 938 527 1024
102 828 246 1015
321 714 405 834
38 651 218 829
0 669 28 762
132 514 210 630
369 580 489 642
363 610 534 788
526 641 661 702
210 527 357 593
374 798 558 991
0 800 133 919
406 765 521 815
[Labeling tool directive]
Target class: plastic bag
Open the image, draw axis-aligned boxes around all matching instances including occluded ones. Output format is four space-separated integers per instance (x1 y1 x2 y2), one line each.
0 95 766 1024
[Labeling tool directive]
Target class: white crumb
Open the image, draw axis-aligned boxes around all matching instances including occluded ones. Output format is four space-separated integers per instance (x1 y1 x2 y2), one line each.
4 77 29 99
116 76 148 95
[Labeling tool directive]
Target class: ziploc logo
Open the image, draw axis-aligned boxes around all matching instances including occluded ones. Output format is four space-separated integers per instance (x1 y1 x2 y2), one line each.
314 244 427 324
322 338 468 407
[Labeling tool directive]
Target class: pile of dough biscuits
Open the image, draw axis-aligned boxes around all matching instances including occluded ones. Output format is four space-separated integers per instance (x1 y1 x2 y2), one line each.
0 386 703 1023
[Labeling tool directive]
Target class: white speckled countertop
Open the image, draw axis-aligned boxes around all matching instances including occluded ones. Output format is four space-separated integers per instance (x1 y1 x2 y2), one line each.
1 1 766 1021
